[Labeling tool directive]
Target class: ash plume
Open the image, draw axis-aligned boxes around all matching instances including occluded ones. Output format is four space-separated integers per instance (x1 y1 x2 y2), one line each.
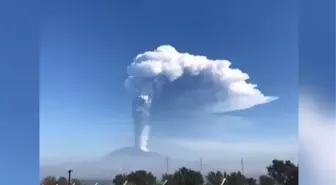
125 45 278 151
132 94 152 151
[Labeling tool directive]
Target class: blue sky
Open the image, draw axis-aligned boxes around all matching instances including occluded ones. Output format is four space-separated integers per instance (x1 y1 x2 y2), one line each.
40 0 298 164
298 1 335 184
0 1 39 184
1 0 335 184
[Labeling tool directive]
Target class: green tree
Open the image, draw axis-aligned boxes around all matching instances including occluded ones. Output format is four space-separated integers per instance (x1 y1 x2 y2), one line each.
41 176 57 185
162 173 175 185
266 159 298 185
127 170 157 185
246 177 257 185
113 174 129 185
284 166 298 185
206 171 225 185
259 175 274 185
225 172 246 185
57 176 68 185
172 167 204 185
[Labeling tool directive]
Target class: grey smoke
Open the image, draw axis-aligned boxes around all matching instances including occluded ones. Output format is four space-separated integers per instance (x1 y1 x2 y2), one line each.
125 45 277 151
132 95 152 151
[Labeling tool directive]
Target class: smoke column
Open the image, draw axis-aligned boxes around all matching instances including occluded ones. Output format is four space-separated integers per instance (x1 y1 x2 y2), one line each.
132 94 152 151
125 45 277 151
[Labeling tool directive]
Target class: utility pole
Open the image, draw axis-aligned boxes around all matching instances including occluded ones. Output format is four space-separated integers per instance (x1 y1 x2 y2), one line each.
200 158 203 173
166 156 169 174
241 158 244 175
67 169 73 185
241 158 247 185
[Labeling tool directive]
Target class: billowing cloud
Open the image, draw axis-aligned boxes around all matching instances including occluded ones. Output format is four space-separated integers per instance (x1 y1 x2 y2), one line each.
299 92 336 185
125 45 278 151
126 45 277 114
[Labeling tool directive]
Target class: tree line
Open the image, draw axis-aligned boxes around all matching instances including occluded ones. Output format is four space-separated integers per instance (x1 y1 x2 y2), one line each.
41 159 298 185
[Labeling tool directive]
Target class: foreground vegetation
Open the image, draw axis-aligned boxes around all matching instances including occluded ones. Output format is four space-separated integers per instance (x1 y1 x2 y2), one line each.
41 159 298 185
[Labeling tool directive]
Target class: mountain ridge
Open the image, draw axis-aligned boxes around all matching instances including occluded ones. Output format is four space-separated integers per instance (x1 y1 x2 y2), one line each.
40 147 268 180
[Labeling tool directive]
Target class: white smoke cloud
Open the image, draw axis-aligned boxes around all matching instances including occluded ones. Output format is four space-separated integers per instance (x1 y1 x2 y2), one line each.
126 45 278 151
126 45 277 112
140 125 150 152
299 92 336 185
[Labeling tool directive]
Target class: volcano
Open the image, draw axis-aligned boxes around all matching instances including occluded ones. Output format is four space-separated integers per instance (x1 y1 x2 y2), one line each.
40 147 169 179
100 146 166 171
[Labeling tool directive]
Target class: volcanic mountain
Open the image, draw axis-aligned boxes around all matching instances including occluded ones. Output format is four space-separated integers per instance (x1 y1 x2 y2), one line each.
40 147 169 179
